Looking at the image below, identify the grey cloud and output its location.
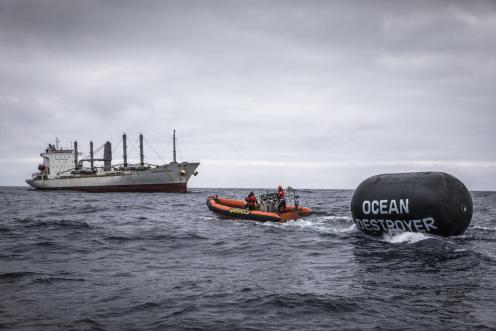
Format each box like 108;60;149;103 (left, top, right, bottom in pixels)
0;0;495;189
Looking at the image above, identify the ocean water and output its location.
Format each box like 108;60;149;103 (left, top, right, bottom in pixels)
0;187;495;330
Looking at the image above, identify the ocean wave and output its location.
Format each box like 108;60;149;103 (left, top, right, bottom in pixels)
0;271;39;280
198;215;217;221
383;232;431;244
321;215;354;222
132;302;161;311
103;235;134;242
172;203;188;207
30;277;86;285
37;205;109;217
103;233;208;242
285;220;357;235
261;216;357;235
238;293;359;313
17;219;93;230
310;210;332;216
1;187;495;330
65;318;105;331
11;217;33;224
470;225;496;232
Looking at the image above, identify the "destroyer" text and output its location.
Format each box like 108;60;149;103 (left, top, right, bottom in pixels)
354;217;437;233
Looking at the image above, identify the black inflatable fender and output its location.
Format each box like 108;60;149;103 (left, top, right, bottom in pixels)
351;172;473;237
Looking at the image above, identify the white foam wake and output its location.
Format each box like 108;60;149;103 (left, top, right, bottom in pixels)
471;225;496;232
262;215;357;235
383;231;430;244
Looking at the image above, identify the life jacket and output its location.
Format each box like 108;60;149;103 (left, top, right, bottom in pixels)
245;195;258;207
277;189;285;199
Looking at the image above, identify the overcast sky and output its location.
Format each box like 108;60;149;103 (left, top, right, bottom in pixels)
0;0;495;190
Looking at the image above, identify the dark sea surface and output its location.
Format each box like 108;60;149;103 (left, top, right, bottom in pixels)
0;187;495;330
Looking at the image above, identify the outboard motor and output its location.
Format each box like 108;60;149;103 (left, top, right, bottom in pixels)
351;172;473;237
260;192;278;212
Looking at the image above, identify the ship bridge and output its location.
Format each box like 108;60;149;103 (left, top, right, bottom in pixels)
40;144;79;179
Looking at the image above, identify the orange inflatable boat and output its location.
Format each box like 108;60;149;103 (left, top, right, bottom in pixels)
207;190;313;223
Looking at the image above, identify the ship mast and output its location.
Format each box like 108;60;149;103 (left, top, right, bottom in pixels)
173;129;177;163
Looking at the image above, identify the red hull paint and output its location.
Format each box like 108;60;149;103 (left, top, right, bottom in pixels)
32;183;188;193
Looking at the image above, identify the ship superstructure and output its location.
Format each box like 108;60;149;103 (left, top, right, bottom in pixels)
26;131;199;192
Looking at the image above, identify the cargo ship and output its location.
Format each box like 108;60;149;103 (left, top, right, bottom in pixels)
26;131;199;192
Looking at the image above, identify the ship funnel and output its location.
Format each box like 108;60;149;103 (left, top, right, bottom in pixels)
139;133;144;166
103;141;112;171
74;141;78;169
123;133;128;168
90;141;94;170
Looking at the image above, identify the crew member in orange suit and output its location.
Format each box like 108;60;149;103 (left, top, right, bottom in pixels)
245;192;259;210
276;185;286;212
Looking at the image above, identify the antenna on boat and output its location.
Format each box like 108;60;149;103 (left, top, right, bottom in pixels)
139;133;144;166
55;137;60;149
173;129;177;163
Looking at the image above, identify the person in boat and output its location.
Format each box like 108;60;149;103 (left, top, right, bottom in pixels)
276;185;286;212
245;191;259;210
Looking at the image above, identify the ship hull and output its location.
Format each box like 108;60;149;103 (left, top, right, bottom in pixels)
26;162;199;193
26;182;187;193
